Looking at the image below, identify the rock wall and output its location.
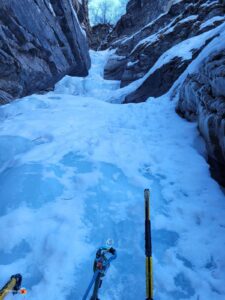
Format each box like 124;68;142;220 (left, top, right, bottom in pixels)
105;0;171;47
90;23;113;51
74;0;92;42
104;0;225;103
177;47;225;186
0;0;91;104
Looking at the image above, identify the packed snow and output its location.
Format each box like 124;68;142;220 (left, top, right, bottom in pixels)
0;50;225;300
200;16;225;30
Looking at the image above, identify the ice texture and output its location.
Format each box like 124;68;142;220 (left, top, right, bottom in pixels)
0;50;224;300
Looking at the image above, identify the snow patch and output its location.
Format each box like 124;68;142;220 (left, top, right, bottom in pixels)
200;16;225;30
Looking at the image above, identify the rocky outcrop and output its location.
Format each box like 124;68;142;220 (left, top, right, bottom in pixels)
103;0;174;81
104;0;225;103
74;0;92;42
122;3;224;87
90;23;113;51
0;0;91;104
176;47;225;186
124;32;219;103
104;54;128;80
105;0;172;47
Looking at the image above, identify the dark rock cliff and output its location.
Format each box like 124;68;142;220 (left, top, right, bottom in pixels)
105;0;171;47
90;23;113;51
124;0;225;103
104;0;224;101
0;0;91;103
74;0;92;42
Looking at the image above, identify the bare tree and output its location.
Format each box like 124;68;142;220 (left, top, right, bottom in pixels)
99;1;109;23
89;0;128;25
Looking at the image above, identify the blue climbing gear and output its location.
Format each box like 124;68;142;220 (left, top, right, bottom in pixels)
82;247;117;300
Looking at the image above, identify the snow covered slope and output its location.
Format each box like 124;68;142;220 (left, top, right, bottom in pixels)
0;51;225;300
103;0;225;186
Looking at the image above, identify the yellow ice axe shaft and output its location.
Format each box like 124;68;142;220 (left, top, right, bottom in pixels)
145;189;153;300
0;274;22;300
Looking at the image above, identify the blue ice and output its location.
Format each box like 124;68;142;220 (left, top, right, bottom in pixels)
0;135;33;168
171;272;195;299
0;163;64;216
60;152;94;173
0;240;31;265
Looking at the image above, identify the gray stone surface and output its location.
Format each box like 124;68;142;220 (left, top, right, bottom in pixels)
90;23;113;51
0;0;91;103
74;0;92;43
104;0;225;90
124;33;218;103
106;0;172;47
104;54;127;80
103;0;172;81
124;56;189;103
177;49;225;186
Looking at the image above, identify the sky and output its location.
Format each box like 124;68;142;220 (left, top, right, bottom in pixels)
88;0;128;25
